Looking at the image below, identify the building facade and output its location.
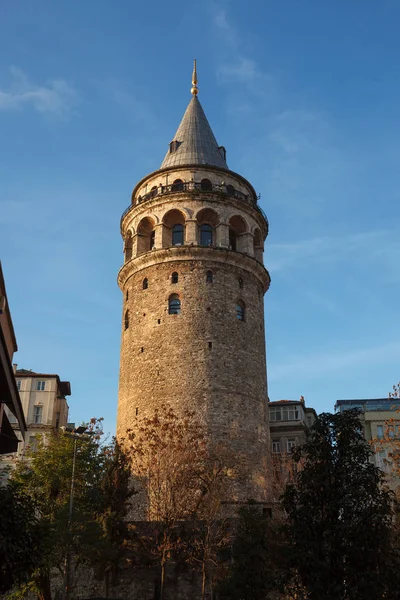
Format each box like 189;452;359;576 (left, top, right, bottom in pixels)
0;263;26;455
269;398;317;456
2;369;71;469
117;64;271;504
335;398;400;489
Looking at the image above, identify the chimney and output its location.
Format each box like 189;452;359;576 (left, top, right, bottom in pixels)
13;363;17;374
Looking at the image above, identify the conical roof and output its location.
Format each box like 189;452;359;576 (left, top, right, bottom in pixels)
160;95;228;170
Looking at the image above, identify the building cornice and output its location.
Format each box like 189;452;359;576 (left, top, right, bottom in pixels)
118;245;271;292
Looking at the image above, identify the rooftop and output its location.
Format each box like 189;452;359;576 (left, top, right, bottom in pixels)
160;62;228;170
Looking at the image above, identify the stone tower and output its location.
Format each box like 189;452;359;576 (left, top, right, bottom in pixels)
117;63;271;503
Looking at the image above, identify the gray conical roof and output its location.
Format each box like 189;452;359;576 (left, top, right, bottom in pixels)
161;96;228;169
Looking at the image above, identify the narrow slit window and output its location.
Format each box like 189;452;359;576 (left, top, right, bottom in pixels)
168;294;181;315
143;278;148;290
124;310;129;330
236;301;245;321
171;272;179;284
150;230;155;249
206;270;213;283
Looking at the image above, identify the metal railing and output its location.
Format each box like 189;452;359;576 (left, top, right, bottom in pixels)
121;181;268;229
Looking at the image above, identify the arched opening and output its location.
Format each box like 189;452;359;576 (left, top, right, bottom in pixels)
171;272;179;284
206;270;213;283
229;215;247;253
168;294;181;315
142;278;148;290
150;186;158;198
226;184;235;197
201;178;212;191
171;179;184;192
253;228;263;262
124;310;129;330
124;232;132;262
137;217;155;255
162;209;186;247
196;208;219;247
236;300;245;321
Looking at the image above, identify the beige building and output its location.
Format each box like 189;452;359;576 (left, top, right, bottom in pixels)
0;262;26;455
269;398;317;455
335;398;400;487
4;369;71;459
117;64;271;506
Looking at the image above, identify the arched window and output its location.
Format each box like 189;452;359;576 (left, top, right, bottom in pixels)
172;223;184;245
227;184;235;197
150;186;158;198
143;278;148;290
137;217;155;255
171;179;184;192
125;290;129;301
150;230;155;249
171;272;179;284
229;230;237;251
124;310;129;330
201;178;212;191
206;270;213;283
124;233;132;262
168;294;181;315
236;301;245;321
200;224;213;247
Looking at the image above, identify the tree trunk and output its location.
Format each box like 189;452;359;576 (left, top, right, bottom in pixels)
160;561;165;600
37;571;52;600
202;562;206;600
104;570;110;599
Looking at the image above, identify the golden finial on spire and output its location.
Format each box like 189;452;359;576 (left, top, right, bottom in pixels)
191;59;198;96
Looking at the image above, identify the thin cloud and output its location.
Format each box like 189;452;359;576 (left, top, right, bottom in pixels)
269;341;400;383
0;67;79;115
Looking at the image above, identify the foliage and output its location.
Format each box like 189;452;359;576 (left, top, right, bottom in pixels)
282;409;396;600
217;501;285;600
87;440;135;597
10;420;133;600
0;480;42;593
124;403;232;600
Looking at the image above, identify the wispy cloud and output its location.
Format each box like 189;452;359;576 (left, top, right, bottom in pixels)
268;230;400;274
0;67;79;115
269;341;400;383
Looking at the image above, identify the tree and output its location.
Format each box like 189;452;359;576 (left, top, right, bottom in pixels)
217;501;285;600
87;440;135;598
0;479;42;594
282;410;396;600
125;404;232;600
10;421;133;600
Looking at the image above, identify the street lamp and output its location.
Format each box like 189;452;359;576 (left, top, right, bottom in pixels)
62;425;92;600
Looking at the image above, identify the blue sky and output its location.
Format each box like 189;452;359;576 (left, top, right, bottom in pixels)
1;0;400;435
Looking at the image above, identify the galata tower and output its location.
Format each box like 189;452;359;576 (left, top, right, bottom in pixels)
117;62;271;503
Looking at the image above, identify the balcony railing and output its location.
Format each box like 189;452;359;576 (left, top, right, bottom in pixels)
121;181;268;227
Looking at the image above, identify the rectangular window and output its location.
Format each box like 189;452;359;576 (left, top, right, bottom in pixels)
287;439;296;453
28;435;38;452
16;380;21;391
272;441;281;453
33;406;42;424
270;406;300;422
36;381;46;391
377;425;384;439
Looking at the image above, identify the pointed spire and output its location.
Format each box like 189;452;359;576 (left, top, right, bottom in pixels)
161;62;228;170
191;59;198;96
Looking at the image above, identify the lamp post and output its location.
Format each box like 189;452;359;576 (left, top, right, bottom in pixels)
62;425;91;600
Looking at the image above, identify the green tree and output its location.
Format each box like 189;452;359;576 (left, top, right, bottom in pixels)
217;501;285;600
282;410;397;600
10;421;133;600
88;440;135;598
0;479;42;593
